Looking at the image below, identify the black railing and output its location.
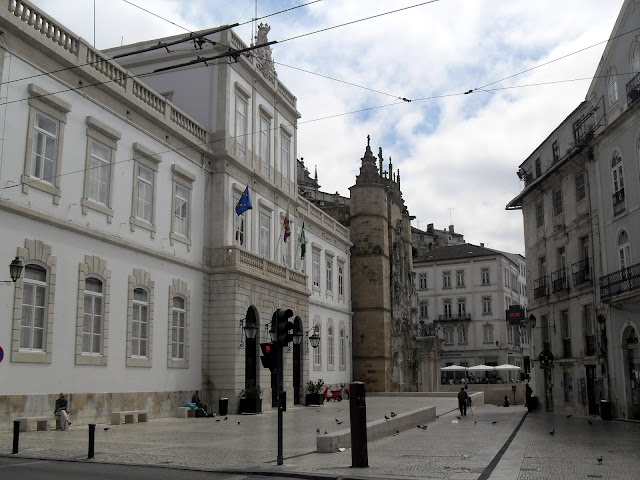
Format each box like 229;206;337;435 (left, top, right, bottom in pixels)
551;269;568;293
626;71;640;106
600;262;640;300
572;258;591;286
613;188;625;216
437;314;471;323
585;335;596;356
533;276;548;299
563;338;572;358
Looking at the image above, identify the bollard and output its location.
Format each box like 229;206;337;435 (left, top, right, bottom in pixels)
88;424;96;459
12;420;20;454
349;381;368;468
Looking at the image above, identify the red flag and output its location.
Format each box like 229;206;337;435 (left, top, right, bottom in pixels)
283;208;290;243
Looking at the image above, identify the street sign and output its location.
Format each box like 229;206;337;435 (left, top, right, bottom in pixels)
538;350;554;366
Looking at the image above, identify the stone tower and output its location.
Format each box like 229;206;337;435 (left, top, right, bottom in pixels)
349;136;435;392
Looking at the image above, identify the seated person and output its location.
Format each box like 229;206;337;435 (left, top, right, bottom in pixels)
503;395;510;407
191;391;208;414
54;393;71;430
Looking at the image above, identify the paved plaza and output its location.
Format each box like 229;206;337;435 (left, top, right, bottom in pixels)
1;396;639;479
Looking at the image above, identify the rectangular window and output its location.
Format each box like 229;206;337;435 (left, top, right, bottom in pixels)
31;111;58;183
171;297;185;360
576;172;585;201
553;188;563;216
419;273;427;290
457;299;466;317
338;265;344;296
313;325;321;365
552;140;560;162
542;315;550;344
444;328;453;345
443;271;451;288
235;96;247;158
312;251;320;287
505;268;510;288
481;268;490;285
20;265;48;351
535;157;541;177
458;326;467;344
339;329;345;367
259;212;270;258
132;288;148;357
326;259;333;292
87;140;110;205
327;327;334;367
444;299;452;318
456;270;465;288
483;326;493;343
82;278;103;355
281;134;290;179
136;165;153;222
235;202;246;247
260;116;270;176
536;202;544;228
482;296;492;314
173;184;189;237
420;301;428;318
562;310;570;339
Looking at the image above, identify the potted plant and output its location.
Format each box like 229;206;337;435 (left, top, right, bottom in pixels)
239;380;263;414
306;379;325;406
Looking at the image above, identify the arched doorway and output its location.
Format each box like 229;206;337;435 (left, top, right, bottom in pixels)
623;326;640;419
293;317;303;404
244;306;259;390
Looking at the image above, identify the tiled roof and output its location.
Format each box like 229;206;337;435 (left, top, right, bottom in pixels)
414;243;500;263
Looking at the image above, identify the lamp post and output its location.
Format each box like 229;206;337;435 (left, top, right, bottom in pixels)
1;257;23;285
239;317;258;347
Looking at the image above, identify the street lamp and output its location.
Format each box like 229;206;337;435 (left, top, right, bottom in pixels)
1;257;23;285
528;314;536;328
239;317;259;347
305;325;321;352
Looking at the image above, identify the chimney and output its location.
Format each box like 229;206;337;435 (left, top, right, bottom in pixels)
449;225;454;233
427;223;434;233
480;243;484;248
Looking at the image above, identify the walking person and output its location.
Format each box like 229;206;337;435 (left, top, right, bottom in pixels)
525;382;533;409
458;387;468;416
54;393;71;430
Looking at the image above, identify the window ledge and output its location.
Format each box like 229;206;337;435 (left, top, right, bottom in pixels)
21;174;61;204
82;198;114;223
75;354;107;366
170;232;192;251
168;358;189;369
12;350;52;364
126;356;152;368
130;216;156;237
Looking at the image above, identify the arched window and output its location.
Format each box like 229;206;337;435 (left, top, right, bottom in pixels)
618;231;631;270
611;151;625;215
132;288;149;357
82;277;103;354
608;70;619;105
633;43;640;74
171;296;185;359
339;329;346;367
327;326;334;367
313;323;321;366
20;264;48;351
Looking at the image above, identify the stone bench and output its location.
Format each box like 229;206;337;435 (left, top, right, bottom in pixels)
16;416;56;432
176;407;196;418
110;410;149;425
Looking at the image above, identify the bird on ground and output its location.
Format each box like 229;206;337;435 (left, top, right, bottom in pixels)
549;429;555;436
324;431;328;435
390;412;397;417
566;414;572;418
456;416;461;420
597;456;603;464
421;425;427;430
216;419;221;422
237;421;241;425
491;421;497;425
336;421;343;425
103;427;110;431
224;416;228;421
335;418;341;423
588;420;593;426
474;421;477;425
384;415;390;420
417;425;421;429
316;428;320;434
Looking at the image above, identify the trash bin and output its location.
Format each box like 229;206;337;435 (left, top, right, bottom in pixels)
600;400;612;420
527;396;538;412
219;397;228;416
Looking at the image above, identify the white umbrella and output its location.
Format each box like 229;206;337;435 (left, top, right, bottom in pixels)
467;364;495;371
440;365;467;371
494;363;521;371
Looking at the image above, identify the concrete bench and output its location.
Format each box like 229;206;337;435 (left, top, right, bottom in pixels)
176;407;196;418
16;416;56;432
110;410;149;425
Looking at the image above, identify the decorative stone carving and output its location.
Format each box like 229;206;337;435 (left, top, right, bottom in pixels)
254;23;277;79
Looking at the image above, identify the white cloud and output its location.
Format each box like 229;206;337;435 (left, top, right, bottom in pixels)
30;0;626;254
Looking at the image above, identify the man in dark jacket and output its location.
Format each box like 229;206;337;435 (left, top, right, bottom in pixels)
192;391;208;415
54;393;71;430
457;387;468;416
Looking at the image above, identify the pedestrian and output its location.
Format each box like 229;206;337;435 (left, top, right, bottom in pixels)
54;393;71;430
503;395;510;407
192;391;208;417
525;382;532;409
458;387;468;416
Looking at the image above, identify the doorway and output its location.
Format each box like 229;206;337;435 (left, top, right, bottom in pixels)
586;365;598;415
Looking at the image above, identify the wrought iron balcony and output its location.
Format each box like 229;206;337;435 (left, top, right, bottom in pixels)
533;276;548;299
551;269;568;293
627;71;640;107
613;188;625;216
436;313;471;323
562;338;572;358
585;335;596;356
572;258;591;286
600;262;640;300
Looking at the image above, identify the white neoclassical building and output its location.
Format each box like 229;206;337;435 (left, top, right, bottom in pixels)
0;0;351;429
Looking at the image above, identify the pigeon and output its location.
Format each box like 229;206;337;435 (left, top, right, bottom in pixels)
474;421;477;425
417;425;422;429
324;431;328;435
316;428;320;434
421;425;427;430
337;421;343;425
384;415;390;420
588;420;593;426
224;416;228;421
390;411;397;417
103;427;110;431
335;418;341;423
566;414;572;418
456;416;461;420
216;419;220;422
597;456;603;464
492;421;497;424
237;422;241;425
549;429;555;436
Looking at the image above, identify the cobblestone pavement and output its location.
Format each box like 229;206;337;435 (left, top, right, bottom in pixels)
1;397;639;480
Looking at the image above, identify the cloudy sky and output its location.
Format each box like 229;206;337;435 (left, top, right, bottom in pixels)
30;0;626;255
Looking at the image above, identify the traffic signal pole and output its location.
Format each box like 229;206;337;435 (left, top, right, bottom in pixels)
276;333;284;465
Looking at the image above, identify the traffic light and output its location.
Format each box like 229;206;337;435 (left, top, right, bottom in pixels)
506;305;525;325
260;342;275;371
275;308;294;346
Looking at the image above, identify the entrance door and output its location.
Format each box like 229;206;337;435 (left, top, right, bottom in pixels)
544;368;554;412
625;334;640;420
586;365;598;415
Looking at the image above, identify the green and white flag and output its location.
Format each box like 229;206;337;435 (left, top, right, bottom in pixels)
300;222;307;259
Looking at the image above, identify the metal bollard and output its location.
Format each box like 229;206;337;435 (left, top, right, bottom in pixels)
88;424;96;459
349;382;368;468
12;420;20;454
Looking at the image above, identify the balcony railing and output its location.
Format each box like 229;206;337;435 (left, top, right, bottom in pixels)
572;258;591;286
613;188;626;216
562;338;572;358
627;71;640;107
600;262;640;300
585;335;596;356
437;314;471;323
533;276;548;299
551;269;568;293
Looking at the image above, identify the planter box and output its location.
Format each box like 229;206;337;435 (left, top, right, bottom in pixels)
306;393;324;406
239;398;262;414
